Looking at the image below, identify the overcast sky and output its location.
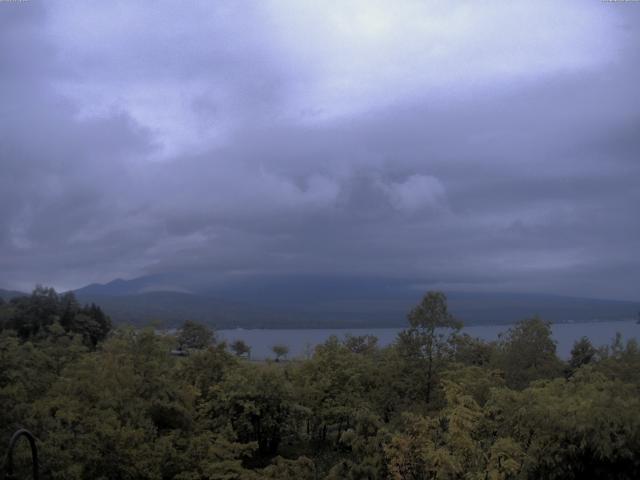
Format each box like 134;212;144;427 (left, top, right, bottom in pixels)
1;0;639;300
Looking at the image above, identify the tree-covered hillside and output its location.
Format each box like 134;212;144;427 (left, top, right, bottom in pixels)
0;288;27;302
1;289;640;478
72;274;640;328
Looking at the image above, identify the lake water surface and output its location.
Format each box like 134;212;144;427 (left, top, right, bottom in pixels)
218;321;640;360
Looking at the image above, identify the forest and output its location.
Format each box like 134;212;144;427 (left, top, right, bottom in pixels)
1;287;640;479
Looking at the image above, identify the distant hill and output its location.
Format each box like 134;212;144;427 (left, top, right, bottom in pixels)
73;274;640;329
0;288;28;301
74;291;314;329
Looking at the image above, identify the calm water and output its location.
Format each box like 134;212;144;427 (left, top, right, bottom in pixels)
218;321;640;360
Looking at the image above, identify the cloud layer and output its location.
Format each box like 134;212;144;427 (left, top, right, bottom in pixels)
1;0;639;300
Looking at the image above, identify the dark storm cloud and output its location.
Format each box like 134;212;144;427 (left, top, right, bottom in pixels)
1;1;639;300
0;1;156;289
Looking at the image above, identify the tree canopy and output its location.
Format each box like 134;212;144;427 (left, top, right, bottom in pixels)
177;320;215;350
1;289;640;478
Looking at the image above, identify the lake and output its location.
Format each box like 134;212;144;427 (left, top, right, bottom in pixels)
218;320;640;360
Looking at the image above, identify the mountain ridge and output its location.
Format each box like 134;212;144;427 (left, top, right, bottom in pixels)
71;274;640;329
0;288;28;301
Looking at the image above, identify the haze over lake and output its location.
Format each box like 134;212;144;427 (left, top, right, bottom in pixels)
219;320;640;360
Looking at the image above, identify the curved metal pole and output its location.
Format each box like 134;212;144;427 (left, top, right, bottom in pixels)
3;429;39;480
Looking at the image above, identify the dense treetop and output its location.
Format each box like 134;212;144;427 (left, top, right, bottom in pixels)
1;289;639;479
0;286;111;347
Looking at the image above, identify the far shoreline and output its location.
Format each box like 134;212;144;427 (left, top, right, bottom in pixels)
215;318;639;331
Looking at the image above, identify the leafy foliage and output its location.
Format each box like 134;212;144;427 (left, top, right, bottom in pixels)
1;289;640;478
397;291;462;404
271;344;289;361
177;320;215;350
230;339;251;359
495;316;563;389
0;286;111;347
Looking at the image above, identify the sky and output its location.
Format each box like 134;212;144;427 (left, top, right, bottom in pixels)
1;0;639;300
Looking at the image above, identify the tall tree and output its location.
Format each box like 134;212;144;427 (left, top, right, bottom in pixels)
568;336;597;373
398;291;462;404
496;316;562;389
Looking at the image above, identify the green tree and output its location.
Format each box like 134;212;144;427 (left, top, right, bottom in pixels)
209;363;301;456
272;344;289;361
0;330;55;460
488;368;640;479
7;286;60;339
398;291;462;404
594;334;640;386
384;382;489;480
177;320;214;350
343;334;378;354
178;343;237;401
31;328;257;479
1;288;111;347
292;335;385;449
452;333;496;367
327;411;389;479
496;316;563;389
259;456;315;479
230;339;251;359
69;303;112;347
568;336;597;373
